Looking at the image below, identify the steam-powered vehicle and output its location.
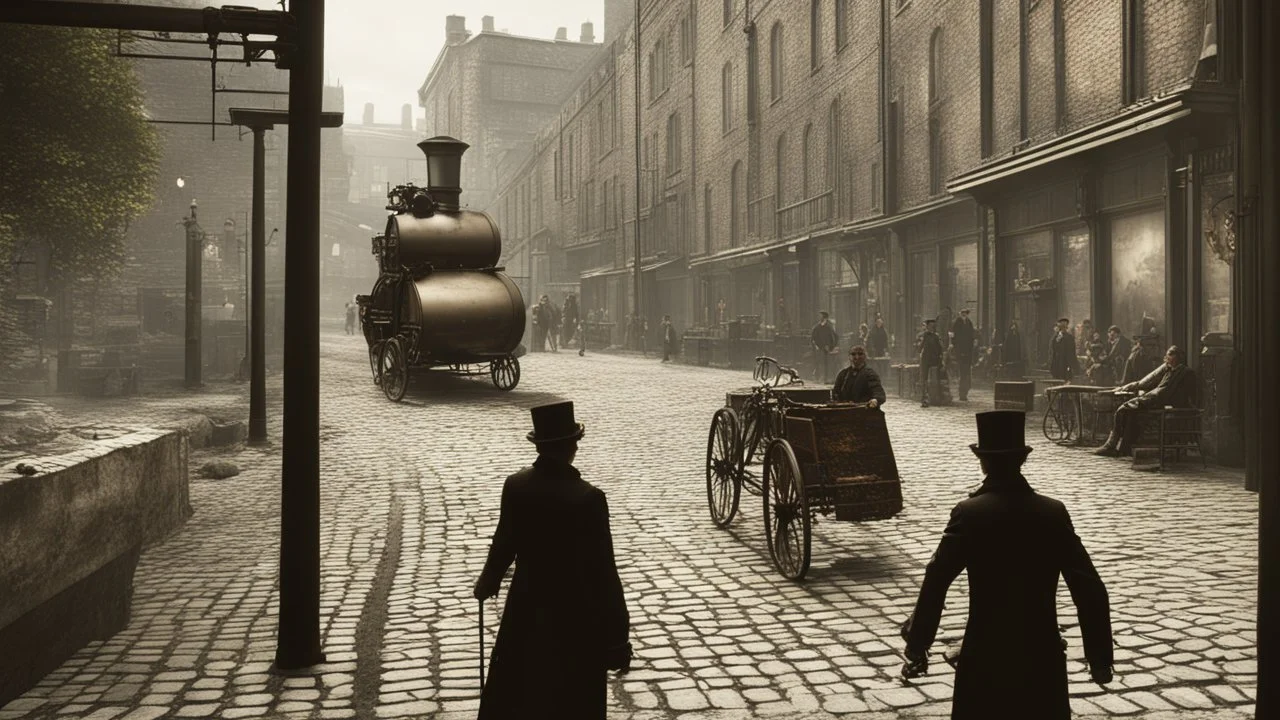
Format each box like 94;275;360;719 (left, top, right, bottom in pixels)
357;136;526;401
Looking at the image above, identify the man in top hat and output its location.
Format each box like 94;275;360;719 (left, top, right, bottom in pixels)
1050;317;1077;381
950;308;977;401
810;311;840;383
1094;345;1196;457
660;314;678;363
918;318;945;407
901;411;1114;719
832;345;886;407
474;401;632;719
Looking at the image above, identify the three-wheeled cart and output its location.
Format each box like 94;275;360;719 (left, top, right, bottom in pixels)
706;357;903;580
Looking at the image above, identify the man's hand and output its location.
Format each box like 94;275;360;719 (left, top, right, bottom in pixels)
868;399;879;409
473;577;499;601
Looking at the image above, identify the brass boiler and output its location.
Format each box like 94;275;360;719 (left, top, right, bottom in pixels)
399;271;525;360
385;209;501;270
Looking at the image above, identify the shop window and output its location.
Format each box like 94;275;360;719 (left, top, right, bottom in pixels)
1058;228;1091;332
1201;175;1234;335
941;242;978;319
1009;231;1052;292
1110;209;1165;341
909;250;939;327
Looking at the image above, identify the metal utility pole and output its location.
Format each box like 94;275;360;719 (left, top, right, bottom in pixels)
183;201;203;388
632;0;643;350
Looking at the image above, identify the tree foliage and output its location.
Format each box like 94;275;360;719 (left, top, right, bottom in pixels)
0;25;161;285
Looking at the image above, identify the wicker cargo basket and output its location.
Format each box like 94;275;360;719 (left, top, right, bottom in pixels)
785;404;903;522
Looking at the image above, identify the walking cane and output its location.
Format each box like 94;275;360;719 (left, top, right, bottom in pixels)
478;598;486;691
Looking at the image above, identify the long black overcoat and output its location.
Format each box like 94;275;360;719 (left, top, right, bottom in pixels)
476;457;629;720
1050;330;1077;379
905;474;1113;720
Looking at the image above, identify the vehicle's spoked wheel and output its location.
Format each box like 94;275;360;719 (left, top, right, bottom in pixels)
762;438;811;581
379;337;409;402
369;341;384;386
706;407;742;528
491;356;520;391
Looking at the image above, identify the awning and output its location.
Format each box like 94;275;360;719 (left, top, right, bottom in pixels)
947;94;1193;194
844;196;967;235
639;256;683;273
579;265;629;280
688;234;810;268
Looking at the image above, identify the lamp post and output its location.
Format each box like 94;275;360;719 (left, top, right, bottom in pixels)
183;198;203;388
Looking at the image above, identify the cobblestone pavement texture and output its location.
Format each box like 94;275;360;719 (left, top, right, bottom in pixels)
2;334;1258;719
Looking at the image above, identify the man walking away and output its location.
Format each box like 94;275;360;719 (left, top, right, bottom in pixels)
918;318;944;407
951;308;977;401
474;402;632;719
661;315;678;363
901;410;1113;719
810;311;839;383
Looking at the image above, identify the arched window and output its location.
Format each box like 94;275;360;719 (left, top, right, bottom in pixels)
730;162;743;247
928;28;943;106
722;62;733;133
775;132;787;208
835;0;848;50
827;98;840;192
704;183;713;252
723;0;735;27
770;22;784;102
802;123;814;197
810;0;822;70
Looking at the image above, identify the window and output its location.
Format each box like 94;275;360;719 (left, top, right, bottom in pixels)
770;22;784;102
928;117;942;196
827;99;840;194
680;15;691;66
1059;228;1091;328
871;161;882;211
554;149;561;198
721;62;734;133
1110;209;1165;340
647;49;656;100
835;0;848;49
730;162;743;247
810;0;822;70
802;123;814;197
566;133;575;198
666;113;682;174
775;132;787;208
704;183;713;251
723;0;735;28
928;28;942;106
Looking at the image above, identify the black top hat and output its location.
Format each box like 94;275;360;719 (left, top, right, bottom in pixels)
527;401;586;443
969;410;1032;455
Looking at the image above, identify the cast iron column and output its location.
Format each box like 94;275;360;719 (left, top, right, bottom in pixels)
275;0;325;671
632;0;642;342
249;127;267;444
183;202;202;388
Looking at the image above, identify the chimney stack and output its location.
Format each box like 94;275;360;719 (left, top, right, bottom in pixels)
362;102;374;125
401;104;412;130
445;15;469;45
555;27;568;41
580;21;595;44
417;136;470;212
481;15;494;32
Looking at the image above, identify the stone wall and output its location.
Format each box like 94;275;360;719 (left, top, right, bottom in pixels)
0;429;190;706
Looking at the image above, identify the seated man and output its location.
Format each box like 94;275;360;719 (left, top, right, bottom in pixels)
1094;345;1196;457
831;346;886;408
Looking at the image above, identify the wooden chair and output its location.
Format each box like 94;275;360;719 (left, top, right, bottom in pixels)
1130;407;1207;470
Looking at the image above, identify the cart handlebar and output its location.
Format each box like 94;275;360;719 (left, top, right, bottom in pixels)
753;356;804;388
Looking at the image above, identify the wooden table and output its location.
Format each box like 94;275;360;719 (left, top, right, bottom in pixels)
1042;384;1119;445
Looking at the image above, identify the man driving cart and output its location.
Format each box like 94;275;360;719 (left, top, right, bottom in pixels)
831;345;886;408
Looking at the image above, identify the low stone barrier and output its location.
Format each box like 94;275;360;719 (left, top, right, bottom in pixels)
0;429;190;706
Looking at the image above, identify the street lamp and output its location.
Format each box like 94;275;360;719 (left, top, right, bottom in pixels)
182;198;204;388
176;176;186;189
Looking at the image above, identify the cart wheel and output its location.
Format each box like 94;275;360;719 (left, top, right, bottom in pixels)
762;438;811;581
379;337;409;402
368;341;384;386
491;356;520;391
706;407;742;528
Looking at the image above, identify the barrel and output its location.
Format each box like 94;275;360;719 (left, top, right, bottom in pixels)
400;271;526;359
386;209;501;270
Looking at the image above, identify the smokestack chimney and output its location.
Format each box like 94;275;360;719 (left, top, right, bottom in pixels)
418;136;469;212
580;21;594;44
362;102;374;125
401;104;412;130
445;15;469;45
481;15;494;32
555;27;568;41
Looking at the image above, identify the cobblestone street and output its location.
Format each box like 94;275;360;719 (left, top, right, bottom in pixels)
2;332;1259;719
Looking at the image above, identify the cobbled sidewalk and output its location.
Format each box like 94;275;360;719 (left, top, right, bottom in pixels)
0;334;1258;719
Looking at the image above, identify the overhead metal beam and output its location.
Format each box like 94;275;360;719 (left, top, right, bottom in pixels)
0;1;294;38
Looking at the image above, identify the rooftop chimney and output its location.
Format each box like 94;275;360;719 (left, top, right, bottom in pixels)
401;104;412;130
580;21;594;44
418;136;469;212
555;27;568;41
481;15;494;32
362;102;374;125
445;15;469;45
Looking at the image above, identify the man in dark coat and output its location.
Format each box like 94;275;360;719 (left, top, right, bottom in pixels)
918;318;944;408
1094;345;1197;457
1049;317;1076;381
901;410;1114;719
810;311;840;383
660;314;678;362
1102;325;1132;385
868;317;890;358
474;402;632;719
832;346;886;407
950;308;977;401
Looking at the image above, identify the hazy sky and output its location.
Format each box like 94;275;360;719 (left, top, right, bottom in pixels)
323;0;606;124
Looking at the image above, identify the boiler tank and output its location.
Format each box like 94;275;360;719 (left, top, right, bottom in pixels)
386;210;501;270
400;271;526;359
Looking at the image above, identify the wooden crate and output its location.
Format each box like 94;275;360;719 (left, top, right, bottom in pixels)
785;405;903;522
